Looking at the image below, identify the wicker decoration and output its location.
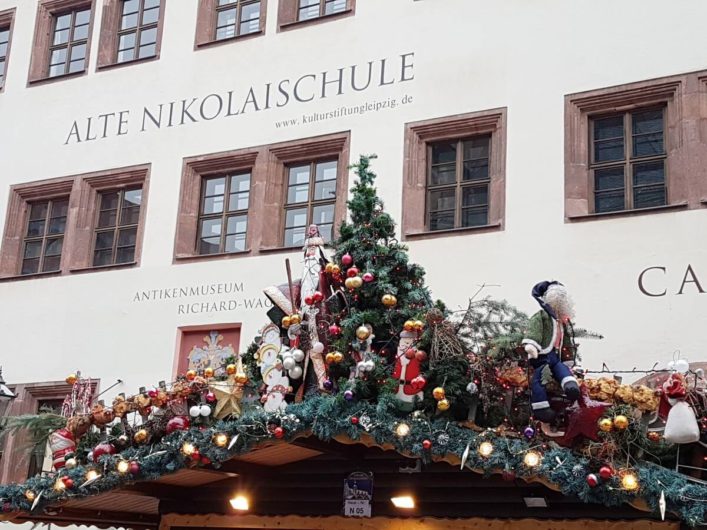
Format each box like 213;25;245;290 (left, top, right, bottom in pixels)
425;309;465;367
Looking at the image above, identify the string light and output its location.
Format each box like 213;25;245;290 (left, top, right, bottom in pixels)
478;441;494;457
523;451;541;467
621;472;639;491
116;460;130;474
181;442;196;456
395;422;410;437
213;433;229;447
54;479;66;492
85;469;100;482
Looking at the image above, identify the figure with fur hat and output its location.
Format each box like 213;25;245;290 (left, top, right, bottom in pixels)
522;281;581;422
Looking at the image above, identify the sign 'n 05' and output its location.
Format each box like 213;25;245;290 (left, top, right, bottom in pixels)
638;264;706;297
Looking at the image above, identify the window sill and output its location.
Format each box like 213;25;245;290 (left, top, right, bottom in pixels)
566;202;688;222
69;261;137;274
404;223;502;241
259;245;304;255
279;9;354;31
174;250;252;264
0;270;62;283
97;54;159;72
701;199;707;205
195;30;264;50
28;69;86;87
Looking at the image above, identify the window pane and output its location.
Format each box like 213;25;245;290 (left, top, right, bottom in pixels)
51;199;69;218
30;202;48;221
285;227;306;247
226;215;247;235
594;138;624;163
142;6;159;25
55;14;71;30
124;189;142;206
430;164;456;186
101;192;120;210
44;237;63;256
230;173;250;192
298;5;319;20
285;208;307;229
93;249;113;266
634;186;666;209
315;160;337;181
463;136;490;160
98;210;118;228
95;231;114;250
68;59;85;73
463;159;489;181
593;115;624;140
75;9;91;25
49;63;65;77
428;189;455;212
71;43;86;61
122;0;139;15
121;13;139;29
318;223;333;242
314;179;336;200
50;48;67;66
199;237;221;255
219;0;237;4
139;27;157;46
116;246;135;264
325;0;346;14
53;28;70;45
120;206;140;225
633;161;665;187
632;109;663;134
73;23;89;41
431;142;456;165
138;42;154;58
595;191;625;213
118;47;135;62
21;258;40;275
225;234;246;253
241;2;260;33
462;186;488;207
24;241;42;259
216;26;235;40
42;255;61;272
594;167;624;191
144;0;160;9
461;207;488;227
204;177;226;197
201;218;222;238
429;211;454;231
288;165;310;185
203;196;224;215
119;32;136;51
633;133;664;158
48;216;66;235
118;227;137;247
27;220;45;237
288;184;309;204
0;43;6;58
312;204;334;225
217;8;237;28
228;192;249;211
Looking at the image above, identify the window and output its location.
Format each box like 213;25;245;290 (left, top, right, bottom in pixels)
215;0;261;40
298;0;346;21
427;136;490;231
21;198;69;275
198;173;250;255
97;0;164;68
402;109;507;240
0;8;14;90
174;132;349;261
28;1;95;83
277;0;354;30
93;188;143;266
564;71;707;221
48;8;91;77
284;160;337;247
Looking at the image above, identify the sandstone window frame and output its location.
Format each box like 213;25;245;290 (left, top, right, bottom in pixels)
195;0;266;48
174;131;350;262
28;0;96;85
565;70;707;221
277;0;355;31
0;8;17;92
0;164;150;281
97;0;166;70
402;108;507;241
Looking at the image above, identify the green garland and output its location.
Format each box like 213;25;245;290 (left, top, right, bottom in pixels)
1;394;706;526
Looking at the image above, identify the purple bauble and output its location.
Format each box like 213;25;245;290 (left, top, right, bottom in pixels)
523;426;535;439
344;390;354;401
323;379;334;391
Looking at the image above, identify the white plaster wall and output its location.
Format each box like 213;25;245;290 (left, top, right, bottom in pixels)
0;0;705;415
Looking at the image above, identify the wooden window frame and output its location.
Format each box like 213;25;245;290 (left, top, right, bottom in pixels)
47;7;91;78
277;0;354;31
91;187;143;267
195;0;266;48
97;0;166;70
565;70;707;221
0;8;16;92
402;109;506;241
28;0;96;85
115;0;161;64
283;159;338;248
20;197;71;275
174;131;350;262
0;164;150;281
197;172;251;255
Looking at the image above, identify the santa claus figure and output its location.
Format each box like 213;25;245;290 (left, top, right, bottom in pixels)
392;330;423;409
522;281;580;422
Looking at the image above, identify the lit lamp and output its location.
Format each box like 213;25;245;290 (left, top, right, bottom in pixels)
391;495;415;509
0;368;16;401
229;494;249;511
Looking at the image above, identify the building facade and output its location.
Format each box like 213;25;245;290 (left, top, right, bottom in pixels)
0;0;706;486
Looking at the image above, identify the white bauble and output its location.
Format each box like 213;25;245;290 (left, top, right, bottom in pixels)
189;405;201;418
288;366;303;379
292;349;305;362
311;342;324;354
283;357;296;370
674;359;690;374
200;404;212;417
363;360;375;372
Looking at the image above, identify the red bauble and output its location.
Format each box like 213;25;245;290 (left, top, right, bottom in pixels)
166;416;190;434
93;442;116;460
586;473;599;488
411;375;427;391
147;388;158;398
191;449;201;460
405;348;416;360
599;466;613;480
2;503;12;513
274;427;285;439
362;272;375;283
129;461;140;475
62;477;74;489
201;456;212;466
347;267;359;278
341;254;353;266
414;350;428;362
502;470;516;482
328;324;341;336
351;417;359;425
422;439;432;450
313;291;324;303
304;295;314;306
205;392;216;403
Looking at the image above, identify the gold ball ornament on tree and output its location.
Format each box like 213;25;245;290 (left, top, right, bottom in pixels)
613;415;629;430
234;372;248;385
290;314;301;325
332;351;344;363
598;418;613;432
413;320;425;332
345;277;363;290
356;325;372;340
432;387;446;400
281;316;292;329
204;367;214;378
65;373;78;385
326;352;336;364
381;294;397;307
404;320;415;332
436;398;450;411
133;429;149;444
226;364;237;375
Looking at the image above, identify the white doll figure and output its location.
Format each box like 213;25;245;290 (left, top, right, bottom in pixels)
262;366;290;413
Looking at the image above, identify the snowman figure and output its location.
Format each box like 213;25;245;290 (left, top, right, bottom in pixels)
262;366;290;413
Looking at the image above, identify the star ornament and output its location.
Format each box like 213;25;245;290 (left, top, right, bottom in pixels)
209;375;245;419
560;391;610;445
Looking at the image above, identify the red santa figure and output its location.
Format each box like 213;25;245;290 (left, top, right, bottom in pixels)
392;330;423;409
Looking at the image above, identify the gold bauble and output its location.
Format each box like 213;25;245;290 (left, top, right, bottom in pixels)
65;373;78;385
325;262;335;274
345;277;362;290
403;320;415;331
356;325;372;340
333;351;344;363
186;369;197;381
281;315;292;328
436;398;450;411
381;294;397;307
598;418;613;432
133;429;149;444
613;415;629;430
290;314;301;325
204;367;214;378
234;372;248;385
326;352;336;364
432;387;446;400
413;320;425;332
226;364;237;375
331;264;341;274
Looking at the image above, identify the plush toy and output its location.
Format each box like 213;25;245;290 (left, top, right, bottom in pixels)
522;281;580;422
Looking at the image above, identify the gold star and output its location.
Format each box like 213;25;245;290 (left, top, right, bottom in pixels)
209;375;244;419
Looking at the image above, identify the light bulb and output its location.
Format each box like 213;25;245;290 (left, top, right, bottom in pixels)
395;423;410;437
523;451;541;467
478;441;494;457
116;460;130;474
